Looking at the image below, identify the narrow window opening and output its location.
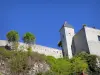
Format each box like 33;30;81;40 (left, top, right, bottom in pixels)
98;36;100;41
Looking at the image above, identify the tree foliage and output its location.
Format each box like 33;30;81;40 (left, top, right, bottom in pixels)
75;52;100;74
70;57;88;74
46;56;88;75
6;30;19;50
23;32;35;45
6;30;19;43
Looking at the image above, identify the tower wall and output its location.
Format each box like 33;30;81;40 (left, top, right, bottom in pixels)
60;27;68;56
64;27;75;58
60;23;75;58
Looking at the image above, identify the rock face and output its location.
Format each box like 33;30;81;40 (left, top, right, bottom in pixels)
0;59;50;75
0;59;10;75
28;62;50;75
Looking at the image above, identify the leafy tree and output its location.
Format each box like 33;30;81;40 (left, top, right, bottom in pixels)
6;30;19;43
23;32;35;55
46;56;73;75
75;52;100;74
6;30;19;50
23;32;35;45
71;57;88;75
46;56;89;75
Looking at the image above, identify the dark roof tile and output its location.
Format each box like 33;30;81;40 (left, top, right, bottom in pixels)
59;21;74;32
63;21;73;28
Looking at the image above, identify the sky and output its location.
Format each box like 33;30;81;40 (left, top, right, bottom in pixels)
0;0;100;49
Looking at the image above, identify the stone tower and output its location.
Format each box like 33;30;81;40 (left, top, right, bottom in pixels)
59;21;75;58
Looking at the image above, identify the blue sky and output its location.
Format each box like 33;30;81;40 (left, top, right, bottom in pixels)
0;0;100;49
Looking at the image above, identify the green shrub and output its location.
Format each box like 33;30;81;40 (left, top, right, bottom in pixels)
45;55;88;75
0;48;96;75
70;57;88;74
0;48;46;75
10;51;29;74
0;48;14;59
27;46;32;56
46;56;73;75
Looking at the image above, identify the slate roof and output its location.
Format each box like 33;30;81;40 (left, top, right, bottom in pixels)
59;21;74;31
63;21;73;28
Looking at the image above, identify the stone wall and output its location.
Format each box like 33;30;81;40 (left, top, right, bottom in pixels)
0;40;63;58
85;26;100;56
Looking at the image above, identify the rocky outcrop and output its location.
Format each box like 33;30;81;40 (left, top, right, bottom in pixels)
28;62;50;75
0;59;50;75
0;59;10;75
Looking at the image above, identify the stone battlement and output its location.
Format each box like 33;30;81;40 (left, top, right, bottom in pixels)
0;40;63;58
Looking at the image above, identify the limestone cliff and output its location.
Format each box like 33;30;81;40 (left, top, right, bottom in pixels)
0;59;50;75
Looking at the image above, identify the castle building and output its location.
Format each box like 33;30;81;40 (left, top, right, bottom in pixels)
0;21;100;58
59;22;100;58
73;25;100;57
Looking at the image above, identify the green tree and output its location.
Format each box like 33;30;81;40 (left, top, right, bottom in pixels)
23;32;35;56
71;57;88;75
23;32;35;45
6;30;19;50
46;56;73;75
75;52;100;74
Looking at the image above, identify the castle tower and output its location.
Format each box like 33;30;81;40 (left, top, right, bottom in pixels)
59;21;75;58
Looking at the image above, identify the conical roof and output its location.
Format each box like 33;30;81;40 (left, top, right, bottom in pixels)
59;21;74;32
63;21;73;28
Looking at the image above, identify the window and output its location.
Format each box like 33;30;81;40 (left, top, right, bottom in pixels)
69;33;71;35
98;36;100;41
